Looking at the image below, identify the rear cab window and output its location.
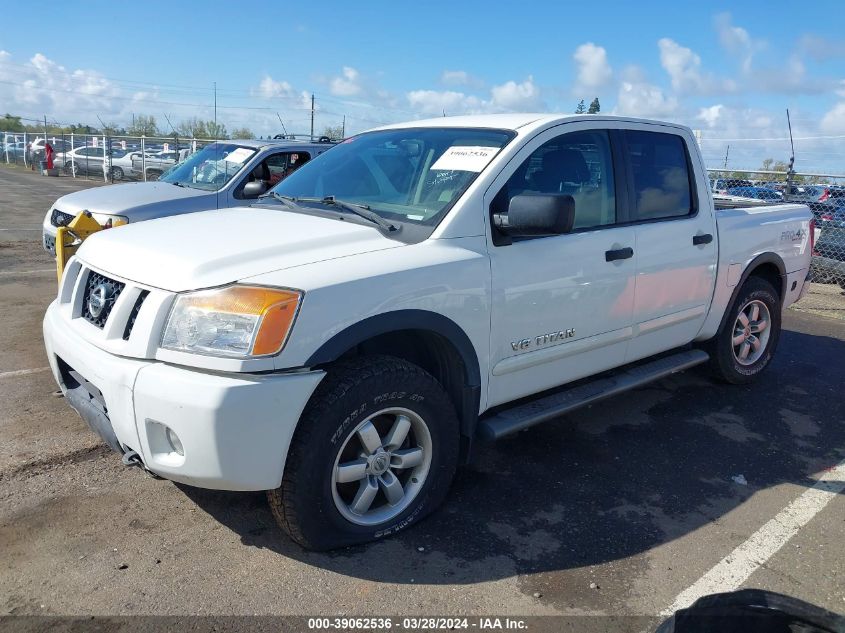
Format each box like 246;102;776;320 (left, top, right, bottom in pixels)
624;130;697;221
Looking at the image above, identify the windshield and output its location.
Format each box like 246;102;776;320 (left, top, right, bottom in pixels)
270;127;513;226
161;142;256;191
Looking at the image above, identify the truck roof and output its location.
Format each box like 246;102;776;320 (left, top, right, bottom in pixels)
372;113;691;134
225;138;334;150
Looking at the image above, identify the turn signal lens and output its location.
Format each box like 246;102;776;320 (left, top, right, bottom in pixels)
161;286;302;357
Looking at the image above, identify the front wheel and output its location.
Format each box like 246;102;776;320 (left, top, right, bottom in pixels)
110;166;124;180
268;356;459;550
705;276;781;384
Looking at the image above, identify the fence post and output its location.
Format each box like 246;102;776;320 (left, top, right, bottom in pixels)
103;134;109;183
141;136;146;182
785;167;794;203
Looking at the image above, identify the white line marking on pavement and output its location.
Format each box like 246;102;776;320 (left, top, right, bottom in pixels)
661;458;845;615
0;367;51;379
0;268;55;275
0;268;54;275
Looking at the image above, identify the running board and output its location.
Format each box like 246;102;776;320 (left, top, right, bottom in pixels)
477;349;709;441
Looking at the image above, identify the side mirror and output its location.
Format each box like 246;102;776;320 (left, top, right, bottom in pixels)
242;180;267;199
493;194;575;237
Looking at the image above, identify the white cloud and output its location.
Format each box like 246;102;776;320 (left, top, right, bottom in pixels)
613;67;678;118
820;102;845;134
797;34;845;61
0;51;121;122
254;75;294;99
697;104;724;128
714;13;764;74
405;75;543;116
695;105;777;136
490;76;543;111
329;66;363;97
406;89;482;116
658;38;735;95
573;43;612;95
750;55;827;95
439;70;476;87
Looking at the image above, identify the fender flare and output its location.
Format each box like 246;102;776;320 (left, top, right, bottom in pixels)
305;310;482;441
716;252;786;336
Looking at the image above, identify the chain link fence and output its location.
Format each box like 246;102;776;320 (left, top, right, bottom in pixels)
1;130;216;183
707;168;845;319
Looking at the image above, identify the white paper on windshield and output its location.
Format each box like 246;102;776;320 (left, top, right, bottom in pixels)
430;146;499;172
224;147;255;164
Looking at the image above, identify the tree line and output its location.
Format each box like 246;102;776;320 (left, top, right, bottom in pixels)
575;98;601;114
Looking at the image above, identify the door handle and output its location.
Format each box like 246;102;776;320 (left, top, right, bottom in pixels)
605;247;634;262
693;233;713;245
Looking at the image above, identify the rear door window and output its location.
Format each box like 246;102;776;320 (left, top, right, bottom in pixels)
624;130;695;221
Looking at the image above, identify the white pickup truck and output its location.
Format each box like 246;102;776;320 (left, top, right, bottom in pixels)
43;114;813;550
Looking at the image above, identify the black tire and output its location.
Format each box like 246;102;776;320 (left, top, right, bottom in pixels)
111;167;124;180
63;162;76;176
705;276;781;384
268;355;459;550
147;170;161;181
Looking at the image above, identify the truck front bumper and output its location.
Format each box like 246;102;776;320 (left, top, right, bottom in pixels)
43;300;325;491
42;220;57;255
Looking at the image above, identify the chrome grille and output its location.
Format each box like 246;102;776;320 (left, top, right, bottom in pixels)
51;208;75;227
81;271;125;328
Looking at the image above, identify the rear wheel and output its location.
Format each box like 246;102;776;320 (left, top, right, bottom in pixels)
63;162;77;176
110;166;124;180
268;356;459;550
706;276;781;384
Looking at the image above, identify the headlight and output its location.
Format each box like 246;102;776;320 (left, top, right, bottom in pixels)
161;285;302;358
90;212;128;228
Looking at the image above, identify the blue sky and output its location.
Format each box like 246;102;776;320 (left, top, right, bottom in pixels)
2;0;844;170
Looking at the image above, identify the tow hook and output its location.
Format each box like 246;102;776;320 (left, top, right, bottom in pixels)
121;450;163;479
121;449;143;468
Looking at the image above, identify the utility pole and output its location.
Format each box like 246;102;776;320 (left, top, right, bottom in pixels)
723;145;730;169
310;93;315;140
213;82;217;132
341;115;345;138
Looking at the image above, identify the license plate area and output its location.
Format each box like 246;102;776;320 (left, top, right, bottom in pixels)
57;356;121;452
58;357;108;415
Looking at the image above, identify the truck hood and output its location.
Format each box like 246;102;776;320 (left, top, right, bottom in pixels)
76;207;403;291
54;182;209;217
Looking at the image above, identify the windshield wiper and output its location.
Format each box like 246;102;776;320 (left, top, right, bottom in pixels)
257;192;301;209
169;181;185;187
296;196;399;232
